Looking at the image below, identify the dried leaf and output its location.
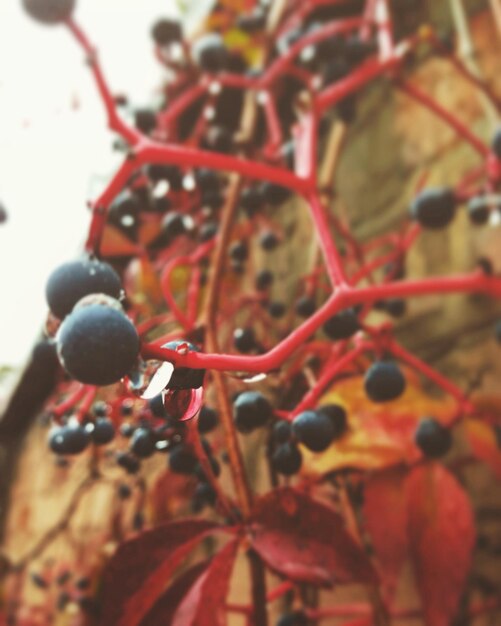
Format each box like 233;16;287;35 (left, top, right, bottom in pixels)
248;487;377;586
140;561;210;626
99;519;224;626
464;418;501;480
363;467;409;595
301;372;456;475
172;538;240;626
405;463;475;626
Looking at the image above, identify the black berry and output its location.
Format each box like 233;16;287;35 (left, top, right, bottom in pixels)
198;406;219;433
192;33;229;72
23;0;75;24
272;442;302;475
295;295;316;318
151;18;182;45
317;404;347;439
49;423;90;455
233;327;257;353
292;410;336;452
91;418;115;445
410;188;456;229
46;258;122;319
130;427;156;458
415;417;452;458
163;340;205;389
323;308;359;340
56;302;140;386
233;391;272;433
364;361;406;403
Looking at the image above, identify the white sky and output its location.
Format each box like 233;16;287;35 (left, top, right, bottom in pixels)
0;1;211;367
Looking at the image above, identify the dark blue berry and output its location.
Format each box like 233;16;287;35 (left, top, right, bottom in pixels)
364;361;406;403
233;391;272;433
415;418;452;458
91;418;115;445
292;410;335;452
272;442;302;475
23;0;75;24
130;427;156;458
273;420;292;443
198;406;219;433
46;258;122;319
57;302;140;386
323;308;359;340
410;188;456;229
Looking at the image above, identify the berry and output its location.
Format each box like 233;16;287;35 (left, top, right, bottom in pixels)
410;188;456;229
194;456;221;481
116;451;140;474
192;482;217;511
22;0;75;24
233;391;272;433
134;108;157;134
233;327;257;353
130;427;156;458
241;186;264;217
255;269;274;291
92;401;108;417
151;18;182;45
169;444;197;474
323;308;359;340
149;394;169;419
385;298;407;318
491;126;501;159
229;240;248;262
260;182;292;206
91;418;115;445
415;418;452;458
364;361;406;403
0;202;8;224
272;442;302;475
56;302;140;386
295;295;316;318
163;340;205;389
292;410;336;452
204;126;233;154
117;483;132;500
46;258;122;319
192;33;229;72
198;406;218;433
49;423;90;455
276;611;309;626
318;404;347;439
260;231;279;251
199;222;218;242
236;9;266;32
120;423;135;438
195;168;221;194
268;301;286;319
273;420;292;443
147;164;183;189
467;197;490;225
109;191;140;238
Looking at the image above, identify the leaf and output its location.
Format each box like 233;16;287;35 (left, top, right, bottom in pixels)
172;538;240;626
99;519;225;626
405;463;475;626
248;487;377;586
363;467;409;596
301;372;456;475
464;418;501;480
140;561;210;626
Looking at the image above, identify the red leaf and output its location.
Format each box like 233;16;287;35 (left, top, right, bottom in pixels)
363;466;409;596
405;463;475;626
140;561;210;626
248;487;377;586
172;538;240;626
99;519;225;626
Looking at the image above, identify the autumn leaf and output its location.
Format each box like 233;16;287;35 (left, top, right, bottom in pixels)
464;418;501;480
405;463;475;626
248;487;377;586
99;519;229;626
301;371;456;475
363;466;409;596
140;561;210;626
171;538;240;626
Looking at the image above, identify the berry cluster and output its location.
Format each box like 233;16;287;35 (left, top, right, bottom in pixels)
10;0;501;624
